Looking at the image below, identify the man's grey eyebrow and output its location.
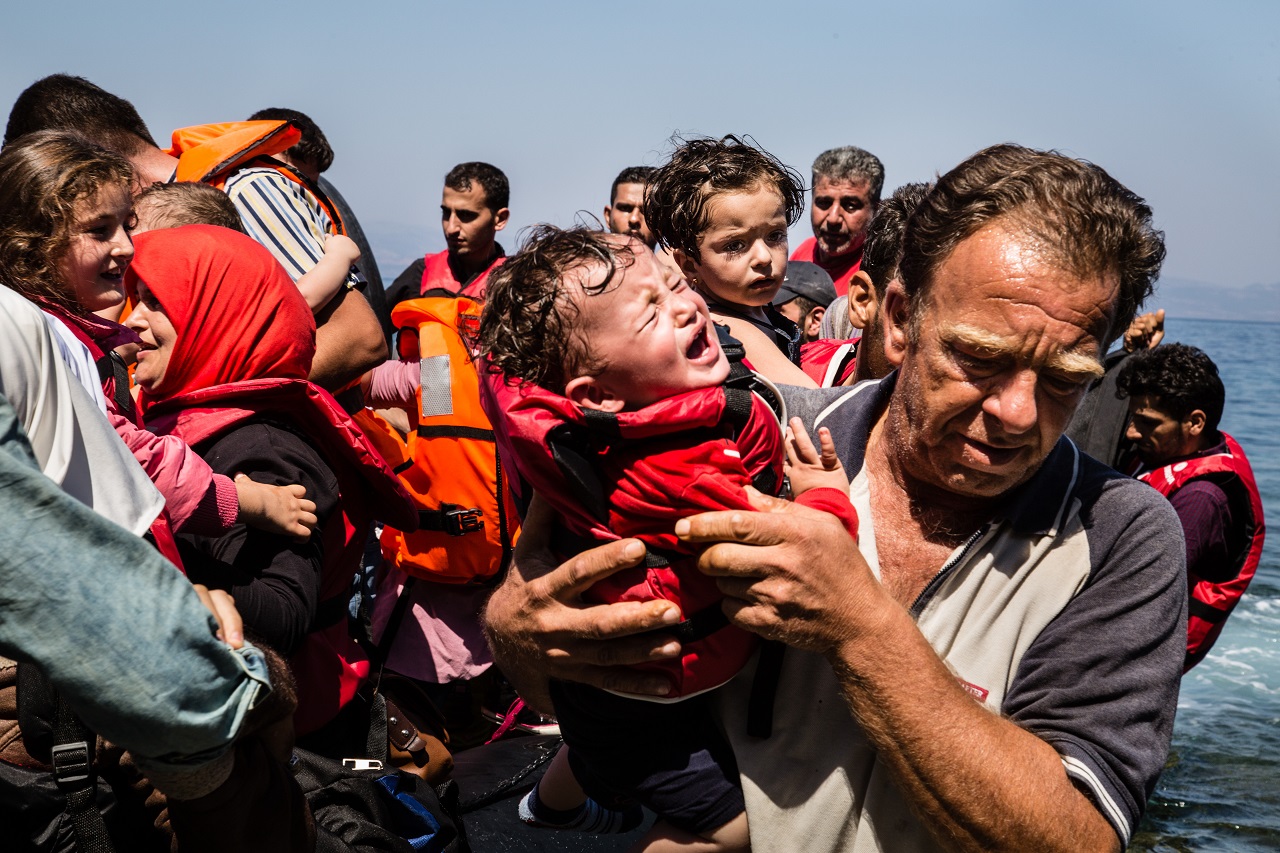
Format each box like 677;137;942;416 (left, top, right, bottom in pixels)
941;323;1105;377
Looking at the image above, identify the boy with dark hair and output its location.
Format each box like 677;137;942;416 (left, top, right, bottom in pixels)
1117;343;1265;670
478;226;858;850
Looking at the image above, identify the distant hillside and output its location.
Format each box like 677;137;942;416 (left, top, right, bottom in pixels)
1151;277;1280;323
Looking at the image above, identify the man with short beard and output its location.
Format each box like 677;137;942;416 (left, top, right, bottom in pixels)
791;146;884;300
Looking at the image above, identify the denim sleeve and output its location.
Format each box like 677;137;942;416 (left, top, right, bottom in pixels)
0;392;270;778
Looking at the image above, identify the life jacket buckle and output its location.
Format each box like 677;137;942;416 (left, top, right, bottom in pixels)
445;507;484;536
51;741;93;789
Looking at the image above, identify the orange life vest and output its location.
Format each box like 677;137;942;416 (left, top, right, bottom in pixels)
375;295;520;584
166;120;346;235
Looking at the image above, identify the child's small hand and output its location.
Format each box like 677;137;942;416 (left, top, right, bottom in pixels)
235;473;318;542
323;234;361;265
784;416;849;498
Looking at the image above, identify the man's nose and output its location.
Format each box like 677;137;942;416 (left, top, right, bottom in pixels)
823;205;844;227
1125;421;1142;443
983;370;1039;435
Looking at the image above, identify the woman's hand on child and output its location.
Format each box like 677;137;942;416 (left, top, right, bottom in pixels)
193;584;245;649
234;473;318;541
783;417;849;497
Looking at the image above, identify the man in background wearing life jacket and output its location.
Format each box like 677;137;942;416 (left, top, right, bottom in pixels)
1118;343;1266;670
790;145;884;299
603;164;683;285
384;161;509;316
3;74;387;395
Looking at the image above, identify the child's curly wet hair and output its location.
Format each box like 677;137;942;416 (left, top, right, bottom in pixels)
478;225;636;393
643;135;805;263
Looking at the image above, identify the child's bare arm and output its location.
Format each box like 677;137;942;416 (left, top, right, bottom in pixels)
784;416;849;497
297;234;361;313
234;473;318;541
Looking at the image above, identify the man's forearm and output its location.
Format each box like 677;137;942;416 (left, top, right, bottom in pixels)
828;605;1119;853
311;288;387;391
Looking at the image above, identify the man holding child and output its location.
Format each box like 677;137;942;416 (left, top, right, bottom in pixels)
484;143;1186;853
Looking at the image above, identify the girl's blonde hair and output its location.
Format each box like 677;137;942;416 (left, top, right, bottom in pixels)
0;130;133;312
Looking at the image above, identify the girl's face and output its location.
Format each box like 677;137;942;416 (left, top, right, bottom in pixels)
125;280;176;393
675;184;789;311
57;183;134;313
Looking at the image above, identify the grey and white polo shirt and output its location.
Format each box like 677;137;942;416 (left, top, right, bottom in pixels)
717;376;1187;853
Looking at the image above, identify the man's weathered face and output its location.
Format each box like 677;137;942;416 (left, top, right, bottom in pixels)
441;182;505;260
604;182;655;248
1125;395;1199;466
810;176;875;259
885;221;1115;499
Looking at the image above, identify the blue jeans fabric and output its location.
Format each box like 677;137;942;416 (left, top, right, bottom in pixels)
0;392;270;779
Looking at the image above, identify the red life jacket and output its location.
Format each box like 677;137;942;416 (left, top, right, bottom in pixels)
38;302;186;571
167;120;346;236
418;250;505;300
479;338;785;698
1137;432;1266;671
800;337;860;387
146;378;417;734
790;237;862;298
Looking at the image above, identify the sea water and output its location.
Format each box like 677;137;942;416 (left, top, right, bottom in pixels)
1129;319;1280;852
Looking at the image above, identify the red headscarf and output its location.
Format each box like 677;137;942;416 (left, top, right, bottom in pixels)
125;225;315;415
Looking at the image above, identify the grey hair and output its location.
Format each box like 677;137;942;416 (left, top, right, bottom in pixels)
811;146;885;205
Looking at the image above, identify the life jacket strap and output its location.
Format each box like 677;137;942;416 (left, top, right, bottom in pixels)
418;504;485;536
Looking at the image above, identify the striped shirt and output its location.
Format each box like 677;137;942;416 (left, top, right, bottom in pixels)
224;167;358;288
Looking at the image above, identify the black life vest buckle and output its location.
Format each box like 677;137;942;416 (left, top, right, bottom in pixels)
51;741;93;789
444;506;484;535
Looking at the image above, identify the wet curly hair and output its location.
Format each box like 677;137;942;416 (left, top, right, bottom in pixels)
1117;343;1224;432
478;225;635;393
0;130;133;313
643;135;805;263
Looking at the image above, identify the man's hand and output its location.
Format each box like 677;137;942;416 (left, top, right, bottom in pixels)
1123;308;1165;352
483;500;687;711
677;488;890;655
193;584;245;649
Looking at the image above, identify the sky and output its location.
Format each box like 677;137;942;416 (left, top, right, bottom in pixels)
4;0;1278;297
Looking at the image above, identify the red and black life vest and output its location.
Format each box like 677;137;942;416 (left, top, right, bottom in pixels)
1137;432;1266;671
418;249;505;300
479;330;785;697
146;378;416;734
800;337;860;387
